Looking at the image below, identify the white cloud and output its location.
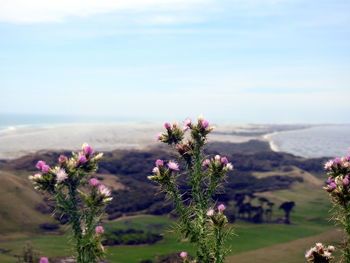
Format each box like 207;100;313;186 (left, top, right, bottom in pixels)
0;0;210;23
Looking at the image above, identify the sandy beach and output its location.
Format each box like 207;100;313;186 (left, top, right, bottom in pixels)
0;122;266;160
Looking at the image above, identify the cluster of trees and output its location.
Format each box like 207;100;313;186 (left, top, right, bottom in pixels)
103;228;163;246
231;193;296;224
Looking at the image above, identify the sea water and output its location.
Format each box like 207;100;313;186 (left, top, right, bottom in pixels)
267;124;350;158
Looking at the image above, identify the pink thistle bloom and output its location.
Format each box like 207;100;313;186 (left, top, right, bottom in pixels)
89;178;100;187
334;158;341;164
34;173;42;179
82;143;94;156
220;157;228;164
156;133;163;141
201;120;209;129
167;161;179;171
180;251;188;258
164;122;172;129
327;177;334;183
98;184;111;197
329;182;337;190
202;159;210;167
152;167;159;173
78;154;87;164
324;160;334;170
226;163;234;171
184;118;192;127
343;176;349;186
155;159;164;167
328;246;335;252
218;204;226;212
58;155;68;164
36;160;46;170
206;209;214;217
40;257;49;263
183;125;190;131
41;164;50;174
95;226;104;234
56;169;68;182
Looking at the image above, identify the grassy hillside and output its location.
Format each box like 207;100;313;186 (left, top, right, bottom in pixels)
0;171;53;233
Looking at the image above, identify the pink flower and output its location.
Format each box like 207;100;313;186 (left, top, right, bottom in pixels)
58;155;68;164
184;118;192;127
89;178;100;187
156;133;163;141
183;125;190;131
78;154;87;164
343;176;349;186
202;159;210;167
95;226;104;234
329;182;337;190
34;173;42;179
164;122;171;129
206;209;214;217
41;164;50;174
98;184;111;197
180;251;188;258
220;157;228;164
155;159;164;167
201;120;209;129
36;160;46;170
324;160;334;170
152;167;159;173
218;204;226;212
56;169;68;182
40;257;49;263
226;163;234;171
167;161;179;171
82;143;94;156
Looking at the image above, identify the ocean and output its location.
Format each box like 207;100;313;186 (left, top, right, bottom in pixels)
266;124;350;158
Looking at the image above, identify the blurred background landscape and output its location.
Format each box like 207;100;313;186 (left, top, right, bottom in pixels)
0;0;350;262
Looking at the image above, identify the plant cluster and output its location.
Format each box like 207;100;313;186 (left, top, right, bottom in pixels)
323;152;350;262
29;144;112;263
148;117;233;263
305;243;335;263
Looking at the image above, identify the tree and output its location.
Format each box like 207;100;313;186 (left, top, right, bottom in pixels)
279;201;295;224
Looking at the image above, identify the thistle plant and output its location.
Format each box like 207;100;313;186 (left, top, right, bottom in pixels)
29;144;112;263
305;243;335;263
324;151;350;262
149;117;234;263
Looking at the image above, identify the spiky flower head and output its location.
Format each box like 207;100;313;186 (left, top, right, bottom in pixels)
95;226;105;234
56;169;68;182
89;178;100;187
167;161;179;171
40;257;49;263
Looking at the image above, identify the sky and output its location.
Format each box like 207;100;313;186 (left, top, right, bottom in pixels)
0;0;349;123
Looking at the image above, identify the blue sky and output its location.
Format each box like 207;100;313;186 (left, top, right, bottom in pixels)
0;0;349;123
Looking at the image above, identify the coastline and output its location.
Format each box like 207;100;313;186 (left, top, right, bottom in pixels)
262;132;280;152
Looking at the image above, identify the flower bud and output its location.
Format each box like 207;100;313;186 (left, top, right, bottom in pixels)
164;122;171;129
343;176;349;186
82;143;94;156
220;157;228;164
218;204;226;212
89;178;100;187
180;252;188;259
207;209;214;217
78;154;87;164
215;155;221;161
36;160;46;170
167;161;179;171
202;159;210;167
58;155;68;164
95;226;104;234
155;159;164;167
152;167;159;173
40;257;49;263
41;164;50;174
201;120;209;129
